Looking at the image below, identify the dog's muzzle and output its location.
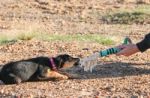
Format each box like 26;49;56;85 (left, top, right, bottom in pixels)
74;58;80;66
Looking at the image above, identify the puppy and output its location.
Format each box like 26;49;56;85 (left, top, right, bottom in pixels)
0;54;80;84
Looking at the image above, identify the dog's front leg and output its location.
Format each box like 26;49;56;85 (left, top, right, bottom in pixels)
46;70;69;80
57;71;81;79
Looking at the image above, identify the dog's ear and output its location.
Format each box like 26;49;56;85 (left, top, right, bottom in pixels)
55;56;64;68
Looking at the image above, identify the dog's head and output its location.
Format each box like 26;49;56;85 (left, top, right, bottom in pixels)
55;54;80;69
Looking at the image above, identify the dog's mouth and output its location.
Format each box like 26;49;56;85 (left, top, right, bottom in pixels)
61;58;80;69
73;58;80;66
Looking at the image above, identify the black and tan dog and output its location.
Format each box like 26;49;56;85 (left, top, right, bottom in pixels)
0;54;80;84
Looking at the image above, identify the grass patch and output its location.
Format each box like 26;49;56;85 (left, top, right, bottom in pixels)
0;35;17;45
0;33;114;46
40;34;114;45
134;5;150;14
17;32;37;40
0;32;38;45
101;5;150;24
102;12;150;24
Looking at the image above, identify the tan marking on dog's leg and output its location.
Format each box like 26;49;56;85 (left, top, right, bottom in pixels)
46;70;68;80
57;71;81;79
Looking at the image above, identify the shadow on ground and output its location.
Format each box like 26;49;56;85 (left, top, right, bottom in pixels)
67;61;150;79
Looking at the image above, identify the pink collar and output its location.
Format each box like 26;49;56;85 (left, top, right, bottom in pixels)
50;58;57;70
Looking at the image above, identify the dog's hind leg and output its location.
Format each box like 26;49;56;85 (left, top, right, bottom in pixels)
3;74;22;84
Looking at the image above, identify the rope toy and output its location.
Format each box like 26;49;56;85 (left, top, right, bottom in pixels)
80;37;132;72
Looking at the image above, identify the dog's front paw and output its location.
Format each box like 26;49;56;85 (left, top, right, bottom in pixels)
61;75;69;80
56;75;69;80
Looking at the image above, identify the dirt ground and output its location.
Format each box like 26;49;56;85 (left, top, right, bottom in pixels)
0;0;150;98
